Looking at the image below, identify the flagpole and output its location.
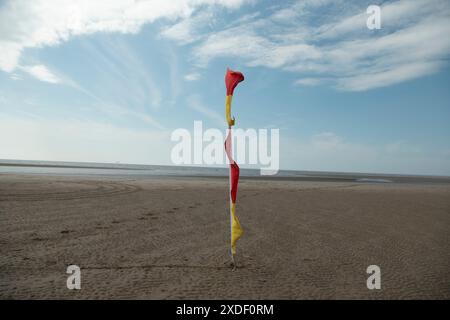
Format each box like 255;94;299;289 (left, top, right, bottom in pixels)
225;68;244;271
228;125;236;270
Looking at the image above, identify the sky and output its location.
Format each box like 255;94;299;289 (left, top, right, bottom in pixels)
0;0;449;175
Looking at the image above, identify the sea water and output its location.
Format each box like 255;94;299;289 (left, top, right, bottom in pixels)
1;159;449;184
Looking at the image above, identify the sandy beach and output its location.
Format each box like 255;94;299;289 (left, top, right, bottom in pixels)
0;173;449;299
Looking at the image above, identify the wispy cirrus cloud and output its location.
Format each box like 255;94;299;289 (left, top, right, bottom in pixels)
0;0;250;73
64;70;166;130
160;9;215;45
184;72;201;81
187;94;223;127
27;56;167;130
167;0;450;91
20;64;61;83
4;0;447;92
295;78;322;87
75;37;164;111
335;61;443;91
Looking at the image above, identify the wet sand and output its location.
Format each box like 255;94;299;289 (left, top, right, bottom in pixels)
0;173;449;299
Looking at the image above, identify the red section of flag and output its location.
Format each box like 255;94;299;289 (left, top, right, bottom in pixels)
225;130;240;204
225;68;245;96
229;162;239;203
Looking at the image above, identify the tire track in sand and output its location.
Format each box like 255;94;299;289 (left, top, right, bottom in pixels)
0;180;141;201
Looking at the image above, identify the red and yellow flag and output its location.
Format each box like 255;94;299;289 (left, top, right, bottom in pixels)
224;68;244;256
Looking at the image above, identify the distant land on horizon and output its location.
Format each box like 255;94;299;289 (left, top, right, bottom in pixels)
1;159;450;184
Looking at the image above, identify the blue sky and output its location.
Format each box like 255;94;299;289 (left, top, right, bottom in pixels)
0;0;449;175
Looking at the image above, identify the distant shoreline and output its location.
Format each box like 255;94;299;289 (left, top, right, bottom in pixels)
0;161;145;171
1;159;450;184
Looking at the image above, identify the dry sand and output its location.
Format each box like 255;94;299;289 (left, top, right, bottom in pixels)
0;173;449;299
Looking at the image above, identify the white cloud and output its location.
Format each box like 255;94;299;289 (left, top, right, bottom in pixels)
295;78;321;86
1;0;449;93
10;73;22;81
193;28;269;66
183;0;450;91
20;64;61;83
0;0;250;73
336;61;443;91
184;72;201;81
195;9;450;92
160;10;214;45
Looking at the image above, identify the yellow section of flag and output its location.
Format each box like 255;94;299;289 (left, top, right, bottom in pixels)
225;95;235;127
230;202;243;255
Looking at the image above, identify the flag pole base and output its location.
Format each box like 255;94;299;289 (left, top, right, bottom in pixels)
230;254;237;271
